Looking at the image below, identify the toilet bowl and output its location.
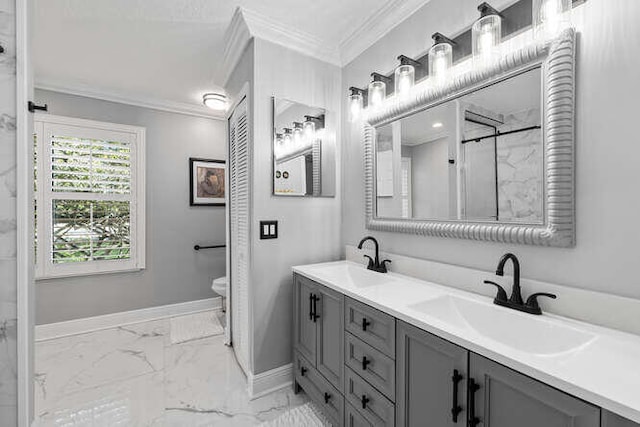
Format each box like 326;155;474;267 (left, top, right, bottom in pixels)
212;276;227;298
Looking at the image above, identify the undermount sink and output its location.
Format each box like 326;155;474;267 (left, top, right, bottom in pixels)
409;295;596;356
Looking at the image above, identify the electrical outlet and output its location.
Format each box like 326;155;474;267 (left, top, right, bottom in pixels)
260;221;278;240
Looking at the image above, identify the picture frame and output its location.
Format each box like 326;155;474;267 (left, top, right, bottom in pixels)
189;158;226;206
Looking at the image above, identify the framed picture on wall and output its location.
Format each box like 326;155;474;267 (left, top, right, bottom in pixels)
189;158;226;206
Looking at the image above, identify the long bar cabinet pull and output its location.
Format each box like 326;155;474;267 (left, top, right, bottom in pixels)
451;369;464;422
468;378;481;427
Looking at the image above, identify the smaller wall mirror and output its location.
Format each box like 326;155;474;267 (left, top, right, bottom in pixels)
272;98;335;197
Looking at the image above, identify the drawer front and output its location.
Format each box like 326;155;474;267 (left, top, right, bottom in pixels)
294;352;344;425
345;297;395;358
345;403;374;427
345;333;395;401
345;368;395;427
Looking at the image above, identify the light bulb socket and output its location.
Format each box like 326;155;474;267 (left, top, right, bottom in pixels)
477;2;503;18
283;128;292;134
397;55;422;68
431;32;457;47
371;72;392;84
293;122;303;129
304;115;325;129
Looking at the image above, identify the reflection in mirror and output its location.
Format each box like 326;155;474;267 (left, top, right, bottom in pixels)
272;98;335;197
375;67;543;224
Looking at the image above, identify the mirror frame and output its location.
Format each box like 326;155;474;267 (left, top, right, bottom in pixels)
363;29;576;247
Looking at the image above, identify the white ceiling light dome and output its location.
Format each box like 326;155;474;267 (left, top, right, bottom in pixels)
203;92;228;111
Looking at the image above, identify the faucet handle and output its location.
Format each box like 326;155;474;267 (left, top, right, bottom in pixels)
483;280;508;303
380;259;391;272
363;255;375;268
525;292;557;312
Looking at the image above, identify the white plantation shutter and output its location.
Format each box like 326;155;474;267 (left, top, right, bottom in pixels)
229;97;251;374
35;115;146;278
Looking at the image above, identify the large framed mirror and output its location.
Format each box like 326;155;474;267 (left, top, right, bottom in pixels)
272;98;336;197
364;29;576;247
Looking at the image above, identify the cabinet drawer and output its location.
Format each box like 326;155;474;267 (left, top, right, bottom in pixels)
345;297;395;358
345;332;395;401
294;352;344;426
345;368;395;427
345;403;375;427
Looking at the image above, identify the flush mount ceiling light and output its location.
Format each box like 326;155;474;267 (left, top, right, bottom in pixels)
202;93;227;111
432;122;444;128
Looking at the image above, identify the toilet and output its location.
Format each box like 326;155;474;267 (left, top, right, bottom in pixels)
212;276;227;298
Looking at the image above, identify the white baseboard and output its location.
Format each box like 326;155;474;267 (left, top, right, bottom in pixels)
248;363;293;400
36;297;222;342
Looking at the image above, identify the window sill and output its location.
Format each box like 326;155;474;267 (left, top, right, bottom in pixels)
35;267;145;281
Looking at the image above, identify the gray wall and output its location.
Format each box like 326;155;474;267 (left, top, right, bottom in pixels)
34;90;227;324
250;39;343;374
0;0;17;423
342;0;640;300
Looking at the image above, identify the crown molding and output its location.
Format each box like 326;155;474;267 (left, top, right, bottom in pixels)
220;7;253;88
339;0;433;66
220;7;341;88
35;77;226;120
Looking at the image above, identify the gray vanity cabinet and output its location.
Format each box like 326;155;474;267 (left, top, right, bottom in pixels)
293;274;344;391
396;320;468;427
294;274;318;365
293;273;344;414
602;411;640;427
468;354;600;427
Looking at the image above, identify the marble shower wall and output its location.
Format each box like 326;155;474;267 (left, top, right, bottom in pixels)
497;108;543;223
0;0;18;425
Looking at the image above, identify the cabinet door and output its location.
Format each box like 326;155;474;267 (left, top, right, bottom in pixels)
602;411;640;427
396;321;468;427
316;285;344;391
468;354;600;427
294;275;317;365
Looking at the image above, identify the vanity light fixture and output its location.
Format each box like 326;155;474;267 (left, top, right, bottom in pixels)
292;122;304;146
283;128;293;146
533;0;571;39
368;73;391;107
428;33;455;83
303;115;325;140
395;56;420;97
202;92;228;111
472;3;503;65
348;87;366;122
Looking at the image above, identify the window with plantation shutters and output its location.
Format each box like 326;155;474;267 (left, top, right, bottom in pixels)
34;114;146;278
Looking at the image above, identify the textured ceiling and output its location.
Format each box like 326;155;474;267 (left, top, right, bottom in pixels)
34;0;389;109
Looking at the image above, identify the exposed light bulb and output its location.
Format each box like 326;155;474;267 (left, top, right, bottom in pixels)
472;14;502;65
303;120;316;140
394;65;415;97
293;124;303;146
428;41;453;83
534;0;571;39
349;92;364;122
368;81;386;107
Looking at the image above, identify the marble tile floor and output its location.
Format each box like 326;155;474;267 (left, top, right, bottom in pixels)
34;310;308;426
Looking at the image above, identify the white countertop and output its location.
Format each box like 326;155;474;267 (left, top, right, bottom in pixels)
293;260;640;423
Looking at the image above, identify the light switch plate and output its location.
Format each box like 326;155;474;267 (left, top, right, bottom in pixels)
260;220;278;240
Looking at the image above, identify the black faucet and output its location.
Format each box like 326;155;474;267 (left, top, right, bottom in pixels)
357;236;391;273
483;253;556;315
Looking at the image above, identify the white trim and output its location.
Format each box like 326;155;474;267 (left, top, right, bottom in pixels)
34;114;147;279
35;77;226;121
247;364;293;400
339;0;433;66
16;0;34;423
220;8;253;88
219;7;341;88
35;297;222;342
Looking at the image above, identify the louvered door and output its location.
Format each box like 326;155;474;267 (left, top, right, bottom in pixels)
228;96;251;375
